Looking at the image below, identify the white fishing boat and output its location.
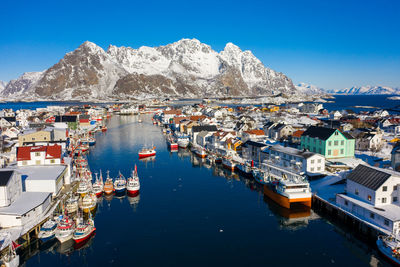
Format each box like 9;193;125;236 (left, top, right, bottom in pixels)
114;172;127;194
76;182;89;197
38;220;58;242
127;165;140;195
55;215;75;243
222;157;236;171
65;195;79;214
93;172;104;197
73;218;96;244
177;137;190;148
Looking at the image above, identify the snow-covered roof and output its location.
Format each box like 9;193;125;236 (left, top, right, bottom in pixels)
0;192;51;216
15;165;67;181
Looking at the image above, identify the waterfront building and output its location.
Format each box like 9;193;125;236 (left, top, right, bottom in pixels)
16;145;62;166
0;170;22;207
336;164;400;234
241;141;268;164
267;145;325;177
300;126;355;159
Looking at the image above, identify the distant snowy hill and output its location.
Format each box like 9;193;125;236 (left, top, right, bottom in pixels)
327;86;400;95
295;82;324;95
0;81;7;94
1;39;297;100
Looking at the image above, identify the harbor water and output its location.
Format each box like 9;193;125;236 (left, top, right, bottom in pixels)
23;115;390;266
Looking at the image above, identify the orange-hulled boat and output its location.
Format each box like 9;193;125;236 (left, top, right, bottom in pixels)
263;179;312;209
103;171;114;195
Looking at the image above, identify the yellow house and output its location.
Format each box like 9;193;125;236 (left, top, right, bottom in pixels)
226;138;242;151
18;129;53;146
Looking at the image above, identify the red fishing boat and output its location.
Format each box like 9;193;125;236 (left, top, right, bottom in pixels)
138;146;156;158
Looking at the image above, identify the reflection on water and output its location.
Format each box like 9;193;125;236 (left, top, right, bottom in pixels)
22;114;389;267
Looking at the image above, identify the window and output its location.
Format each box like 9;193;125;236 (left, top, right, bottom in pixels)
334;140;338;146
319;140;322;145
382;198;387;203
394;185;398;191
340;149;344;154
328;141;332;146
22;161;27;166
383;186;387;192
393;197;398;202
32;137;35;140
44;137;46;140
317;166;321;171
335;131;339;135
370;212;375;219
35;152;40;156
36;160;41;165
368;195;372;201
344;200;348;206
328;150;331;155
318;159;321;163
311;160;315;164
311;167;315;172
341;140;344;146
50;159;55;164
355;189;359;195
384;219;389;226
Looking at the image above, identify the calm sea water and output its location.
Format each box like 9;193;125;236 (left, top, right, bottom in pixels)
21;115;390;266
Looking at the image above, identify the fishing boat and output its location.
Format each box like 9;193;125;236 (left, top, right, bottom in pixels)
73;218;96;244
138;146;156;158
103;171;114;195
215;156;222;164
114;173;127;194
377;235;400;266
38;220;57;243
177;137;189;148
76;182;89;197
1;242;20;267
263;177;312;209
92;172;104;197
55;216;75;243
167;136;178;150
127;165;140;195
252;168;269;185
65;195;79;214
79;193;97;213
194;146;207;158
222;157;236;171
236;161;254;178
101;125;107;132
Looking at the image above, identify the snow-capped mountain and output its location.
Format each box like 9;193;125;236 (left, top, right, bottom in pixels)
327;86;400;95
0;81;7;94
2;39;296;100
295;82;324;95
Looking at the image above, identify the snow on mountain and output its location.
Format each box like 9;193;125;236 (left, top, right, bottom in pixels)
295;82;324;95
2;72;44;97
328;86;400;95
0;81;7;94
2;39;296;100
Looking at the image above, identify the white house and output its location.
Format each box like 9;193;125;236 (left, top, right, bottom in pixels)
0;170;22;207
267;144;326;176
17;145;62;167
336;164;400;233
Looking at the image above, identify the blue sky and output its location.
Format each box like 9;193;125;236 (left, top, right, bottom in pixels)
0;0;399;89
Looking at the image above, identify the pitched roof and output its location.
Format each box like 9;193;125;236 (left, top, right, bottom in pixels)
302;126;336;140
243;140;267;148
292;130;304;138
244;129;265;135
17;145;62;161
347;164;393;190
0;170;14;186
192;125;218;133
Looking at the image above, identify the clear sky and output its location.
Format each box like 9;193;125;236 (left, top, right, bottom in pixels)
1;0;399;90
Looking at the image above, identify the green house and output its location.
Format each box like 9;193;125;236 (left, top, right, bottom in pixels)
300;126;355;159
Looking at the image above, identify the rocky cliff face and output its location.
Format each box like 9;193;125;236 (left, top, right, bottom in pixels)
3;39;297;100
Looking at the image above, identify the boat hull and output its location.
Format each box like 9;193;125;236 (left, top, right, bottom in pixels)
139;152;156;158
263;185;311;209
73;228;96;244
236;166;253;178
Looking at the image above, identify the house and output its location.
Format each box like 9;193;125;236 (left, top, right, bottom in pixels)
241;141;268;164
196;131;213;147
225;138;242;152
299;103;323;114
18;128;53;146
17;145;62;166
330;111;342;120
242;129;265;142
191;125;218;144
291;130;304;144
391;145;400;172
55;115;78;129
341;123;354;132
162;110;182;124
300;126;355;159
356;132;384;151
336;164;400;233
269;123;294;140
182;121;199;135
79;114;91;127
0;170;22;207
267;145;326;176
